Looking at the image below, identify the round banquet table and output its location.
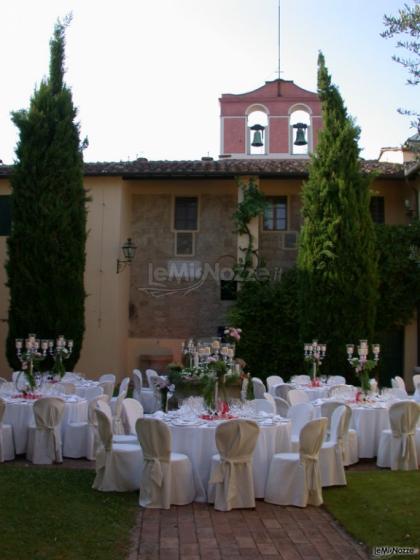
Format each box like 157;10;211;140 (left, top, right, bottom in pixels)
314;401;391;458
164;417;291;502
2;394;88;454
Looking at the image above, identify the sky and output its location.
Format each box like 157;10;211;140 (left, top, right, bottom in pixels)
0;0;418;164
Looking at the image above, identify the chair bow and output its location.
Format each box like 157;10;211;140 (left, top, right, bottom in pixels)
301;452;319;491
392;429;415;460
143;454;168;487
209;456;250;504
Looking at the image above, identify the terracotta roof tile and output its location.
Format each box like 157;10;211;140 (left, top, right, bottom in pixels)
0;158;407;179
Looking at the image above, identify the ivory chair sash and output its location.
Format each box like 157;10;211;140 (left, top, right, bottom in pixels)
287;389;310;406
92;409;143;492
251;377;266;399
319;406;347;486
208;419;260;511
321;401;358;465
377;401;419;470
265;417;328;507
136;418;195;508
26;397;65;464
0;397;15;461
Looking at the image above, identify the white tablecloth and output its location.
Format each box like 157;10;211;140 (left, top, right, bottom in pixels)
154;415;291;502
2;395;88;454
314;400;391;458
269;383;331;401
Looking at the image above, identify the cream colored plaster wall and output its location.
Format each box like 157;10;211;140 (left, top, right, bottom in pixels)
76;176;130;381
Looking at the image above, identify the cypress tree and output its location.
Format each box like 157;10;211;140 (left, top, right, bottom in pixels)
298;52;378;375
6;17;87;370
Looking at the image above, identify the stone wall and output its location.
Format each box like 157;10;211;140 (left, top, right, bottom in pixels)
130;192;237;339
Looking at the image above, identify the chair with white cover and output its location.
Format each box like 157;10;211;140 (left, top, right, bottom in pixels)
327;375;346;385
122;398;144;435
287;389;310;406
26;397;65;464
110;376;130;413
273;396;289;418
266;375;283;394
208;419;260;511
254;396;275;415
328;384;355;399
145;369;159;388
265;417;328;507
391;376;408;396
287;402;315;452
0;397;15;461
99;381;114;400
274;383;294;401
377;401;419;470
96;400;138;444
63;394;110;460
99;373;116;384
320;400;358;466
413;374;420;389
319;406;347;486
251;377;266;399
263;393;277;414
136;418;195;508
240;377;249;401
414;382;420;404
291;375;311;385
92;409;143;492
132;369;155;413
55;382;76;395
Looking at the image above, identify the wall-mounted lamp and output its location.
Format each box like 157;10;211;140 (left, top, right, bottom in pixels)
404;199;414;218
117;238;137;273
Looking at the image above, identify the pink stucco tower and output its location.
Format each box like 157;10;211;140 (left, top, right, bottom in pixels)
219;79;322;159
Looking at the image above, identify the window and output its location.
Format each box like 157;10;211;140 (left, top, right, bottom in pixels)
175;232;194;256
370;196;385;224
0;196;11;236
263;196;287;231
220;280;237;301
174;197;198;230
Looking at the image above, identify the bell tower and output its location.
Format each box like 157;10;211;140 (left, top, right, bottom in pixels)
219;79;322;159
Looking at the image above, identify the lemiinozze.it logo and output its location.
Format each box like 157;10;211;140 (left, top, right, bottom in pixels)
372;546;419;557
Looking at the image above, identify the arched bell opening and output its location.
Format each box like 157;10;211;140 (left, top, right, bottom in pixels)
247;109;269;155
289;107;311;155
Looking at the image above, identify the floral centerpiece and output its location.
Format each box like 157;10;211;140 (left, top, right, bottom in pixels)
15;334;47;393
346;340;380;395
154;377;175;412
304;340;326;385
49;336;73;379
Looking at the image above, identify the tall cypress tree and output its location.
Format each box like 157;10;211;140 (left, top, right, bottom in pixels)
6;17;87;370
298;53;378;375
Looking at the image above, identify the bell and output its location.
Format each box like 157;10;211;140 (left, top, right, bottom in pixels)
251;130;263;147
250;124;264;147
293;122;308;146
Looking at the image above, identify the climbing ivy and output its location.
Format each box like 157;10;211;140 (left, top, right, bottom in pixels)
232;177;268;280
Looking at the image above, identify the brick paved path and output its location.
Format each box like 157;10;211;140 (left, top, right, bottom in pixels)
128;501;368;560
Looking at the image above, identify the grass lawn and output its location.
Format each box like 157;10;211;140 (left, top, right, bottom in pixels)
0;466;138;560
323;471;420;559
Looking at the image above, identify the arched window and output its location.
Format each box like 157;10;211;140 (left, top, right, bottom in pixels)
289;105;311;155
246;106;269;155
